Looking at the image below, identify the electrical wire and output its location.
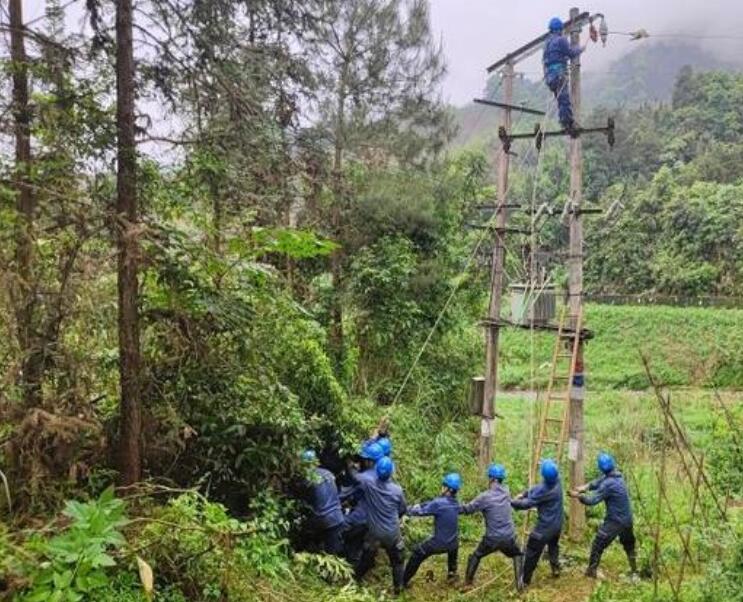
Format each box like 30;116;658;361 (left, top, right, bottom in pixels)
610;30;743;42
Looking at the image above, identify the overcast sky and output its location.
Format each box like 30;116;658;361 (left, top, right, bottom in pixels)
18;0;743;107
428;0;743;105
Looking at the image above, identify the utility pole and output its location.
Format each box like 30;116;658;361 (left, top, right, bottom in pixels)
480;10;609;489
567;6;586;538
479;63;514;468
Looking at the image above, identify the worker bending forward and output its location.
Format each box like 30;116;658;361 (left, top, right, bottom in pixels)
570;453;638;578
299;450;345;555
511;459;563;586
403;472;462;588
353;456;408;595
460;464;523;589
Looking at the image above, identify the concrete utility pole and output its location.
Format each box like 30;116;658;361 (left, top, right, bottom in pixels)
479;63;514;468
567;6;586;538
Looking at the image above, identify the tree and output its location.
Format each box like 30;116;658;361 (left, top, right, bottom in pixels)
313;0;449;368
9;0;40;406
116;0;143;485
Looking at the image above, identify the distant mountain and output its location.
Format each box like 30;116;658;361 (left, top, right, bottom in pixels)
450;41;743;149
450;76;550;148
585;42;741;108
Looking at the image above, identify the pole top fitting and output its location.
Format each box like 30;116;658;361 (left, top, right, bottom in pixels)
569;7;582;33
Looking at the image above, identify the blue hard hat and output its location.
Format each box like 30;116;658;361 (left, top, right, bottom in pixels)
376;456;394;480
442;472;462;491
487;463;506;481
377;437;392;457
301;449;316;463
549;17;563;32
540;459;559;485
597;452;615;474
360;441;384;461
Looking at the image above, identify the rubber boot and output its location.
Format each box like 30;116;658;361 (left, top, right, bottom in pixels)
628;551;638;575
465;554;479;585
513;556;525;591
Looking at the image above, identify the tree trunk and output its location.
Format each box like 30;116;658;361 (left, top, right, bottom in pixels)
329;71;348;369
210;177;223;255
9;0;41;407
116;0;142;485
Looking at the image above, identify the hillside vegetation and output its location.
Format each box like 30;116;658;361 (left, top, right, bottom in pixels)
499;304;743;389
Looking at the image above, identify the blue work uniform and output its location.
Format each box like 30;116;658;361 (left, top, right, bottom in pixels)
461;482;522;586
306;467;345;555
403;496;460;586
340;480;369;563
351;470;407;592
579;471;637;574
511;478;564;584
542;32;583;128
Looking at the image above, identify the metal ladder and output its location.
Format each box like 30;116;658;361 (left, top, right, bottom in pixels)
529;305;583;483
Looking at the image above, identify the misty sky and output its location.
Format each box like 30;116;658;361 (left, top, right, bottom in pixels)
428;0;743;105
18;0;743;108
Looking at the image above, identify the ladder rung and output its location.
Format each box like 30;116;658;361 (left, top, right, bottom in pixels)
557;353;574;358
545;417;563;423
542;439;560;445
549;395;568;401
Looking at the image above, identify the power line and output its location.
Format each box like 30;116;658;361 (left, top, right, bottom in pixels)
611;30;743;42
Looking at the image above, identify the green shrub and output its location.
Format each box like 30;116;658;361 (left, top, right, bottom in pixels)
135;491;293;600
19;487;128;602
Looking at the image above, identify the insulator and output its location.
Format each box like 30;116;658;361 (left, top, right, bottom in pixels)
599;17;608;46
589;22;598;43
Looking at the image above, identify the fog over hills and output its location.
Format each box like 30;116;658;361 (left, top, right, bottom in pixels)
451;41;743;149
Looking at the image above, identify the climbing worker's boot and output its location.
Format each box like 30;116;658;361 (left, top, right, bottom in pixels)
585;565;598;578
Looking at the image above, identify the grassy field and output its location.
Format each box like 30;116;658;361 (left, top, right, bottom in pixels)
356;386;743;602
497;304;743;390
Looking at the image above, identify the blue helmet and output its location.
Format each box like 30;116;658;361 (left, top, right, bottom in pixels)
597;453;615;474
442;472;462;492
360;441;384;462
376;456;394;480
301;449;317;463
540;459;559;485
377;437;392;457
548;17;563;32
487;463;506;481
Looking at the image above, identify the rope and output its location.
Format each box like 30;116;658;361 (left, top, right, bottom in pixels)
389;108;527;406
510;77;567;542
389;82;562;407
